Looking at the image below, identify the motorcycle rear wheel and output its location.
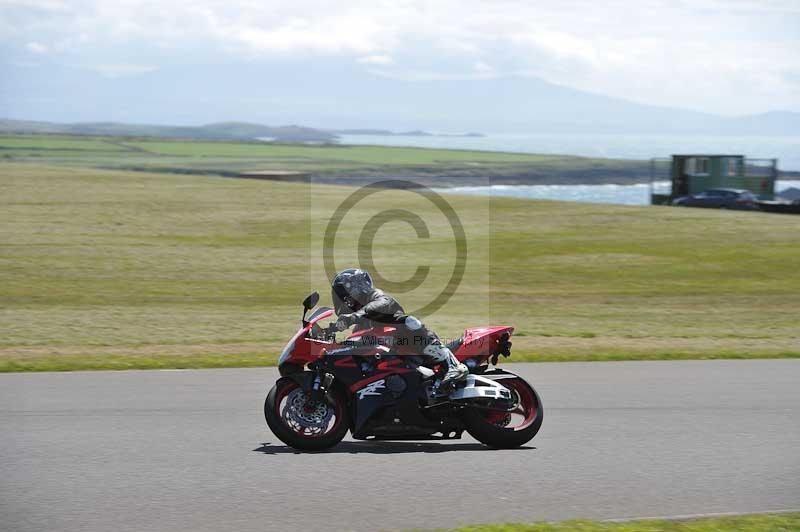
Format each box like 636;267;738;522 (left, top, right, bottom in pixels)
462;377;543;448
264;378;349;451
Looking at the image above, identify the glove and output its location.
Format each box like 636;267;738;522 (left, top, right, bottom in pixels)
335;313;356;331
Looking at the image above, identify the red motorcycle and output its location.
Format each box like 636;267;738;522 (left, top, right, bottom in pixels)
265;291;543;451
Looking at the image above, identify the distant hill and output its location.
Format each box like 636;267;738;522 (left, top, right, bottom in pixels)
328;129;485;137
4;58;800;136
0;119;336;143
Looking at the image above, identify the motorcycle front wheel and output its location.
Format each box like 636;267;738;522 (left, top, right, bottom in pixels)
264;378;349;451
462;376;543;448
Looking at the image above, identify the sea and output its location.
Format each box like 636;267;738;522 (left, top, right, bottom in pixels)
434;180;800;206
337;133;800;206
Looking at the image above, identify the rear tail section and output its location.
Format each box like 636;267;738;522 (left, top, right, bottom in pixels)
452;326;514;365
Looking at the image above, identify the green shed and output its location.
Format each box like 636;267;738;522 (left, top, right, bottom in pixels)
650;155;778;205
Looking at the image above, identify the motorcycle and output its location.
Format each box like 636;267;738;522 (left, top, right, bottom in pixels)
264;291;543;451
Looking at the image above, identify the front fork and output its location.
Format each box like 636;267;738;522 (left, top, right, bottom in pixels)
279;366;335;405
309;366;335;403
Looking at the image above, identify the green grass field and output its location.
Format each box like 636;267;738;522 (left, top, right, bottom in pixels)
1;158;799;372
447;513;800;532
0;134;648;185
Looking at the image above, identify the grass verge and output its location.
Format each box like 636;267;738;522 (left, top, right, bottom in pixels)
447;513;800;532
2;162;799;372
2;349;800;373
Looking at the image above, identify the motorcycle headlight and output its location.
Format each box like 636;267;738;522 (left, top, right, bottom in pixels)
278;338;296;365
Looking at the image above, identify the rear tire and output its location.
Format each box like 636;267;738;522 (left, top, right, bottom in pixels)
265;378;349;451
462;377;543;448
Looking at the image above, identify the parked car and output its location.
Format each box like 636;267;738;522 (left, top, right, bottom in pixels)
672;188;760;210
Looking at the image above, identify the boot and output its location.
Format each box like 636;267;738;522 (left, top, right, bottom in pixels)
440;350;468;387
423;343;468;388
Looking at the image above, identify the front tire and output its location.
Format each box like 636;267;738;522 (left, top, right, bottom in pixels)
264;378;349;451
462;377;543;448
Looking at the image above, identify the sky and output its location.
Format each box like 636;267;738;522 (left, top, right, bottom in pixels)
1;0;799;126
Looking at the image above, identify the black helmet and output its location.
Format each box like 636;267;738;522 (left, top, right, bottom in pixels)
331;268;373;314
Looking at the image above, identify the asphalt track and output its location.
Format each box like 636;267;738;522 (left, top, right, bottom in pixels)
2;360;799;532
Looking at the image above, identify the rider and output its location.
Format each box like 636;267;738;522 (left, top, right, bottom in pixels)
331;268;468;387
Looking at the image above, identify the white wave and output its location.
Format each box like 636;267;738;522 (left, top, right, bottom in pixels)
438;180;797;206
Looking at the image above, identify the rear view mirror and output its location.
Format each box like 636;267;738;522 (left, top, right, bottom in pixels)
303;291;320;310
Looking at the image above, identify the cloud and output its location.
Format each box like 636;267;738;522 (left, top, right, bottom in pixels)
1;0;798;113
358;54;394;65
88;63;158;78
221;14;384;55
25;42;48;54
473;61;494;76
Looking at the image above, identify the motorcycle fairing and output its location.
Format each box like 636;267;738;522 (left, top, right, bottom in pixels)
350;370;441;439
